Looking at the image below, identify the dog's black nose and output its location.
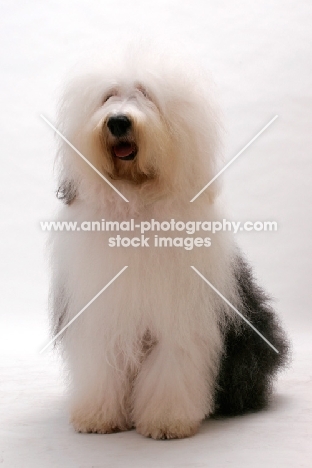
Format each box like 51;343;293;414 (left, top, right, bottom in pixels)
107;115;131;137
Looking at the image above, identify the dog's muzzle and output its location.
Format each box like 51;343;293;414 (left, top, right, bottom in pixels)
106;114;137;161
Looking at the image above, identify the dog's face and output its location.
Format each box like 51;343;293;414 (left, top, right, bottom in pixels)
58;55;221;202
95;82;171;185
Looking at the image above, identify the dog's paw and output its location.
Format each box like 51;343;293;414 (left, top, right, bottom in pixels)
71;413;132;434
136;420;200;440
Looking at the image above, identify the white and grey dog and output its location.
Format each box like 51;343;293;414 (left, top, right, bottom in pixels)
50;49;289;439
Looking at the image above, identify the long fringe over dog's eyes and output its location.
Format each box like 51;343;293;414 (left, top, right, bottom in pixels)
102;89;118;104
136;84;150;99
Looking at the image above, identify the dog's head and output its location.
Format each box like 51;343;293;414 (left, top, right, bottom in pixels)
95;80;171;185
57;50;222;205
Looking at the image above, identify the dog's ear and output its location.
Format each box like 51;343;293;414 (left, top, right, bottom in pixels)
56;180;77;205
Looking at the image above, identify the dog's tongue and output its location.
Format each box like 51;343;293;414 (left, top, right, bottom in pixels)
113;143;134;158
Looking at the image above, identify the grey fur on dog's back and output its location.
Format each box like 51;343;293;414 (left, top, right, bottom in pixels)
214;253;290;416
56;180;77;205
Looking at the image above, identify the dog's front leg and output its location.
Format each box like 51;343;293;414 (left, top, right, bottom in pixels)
132;337;218;439
67;343;132;434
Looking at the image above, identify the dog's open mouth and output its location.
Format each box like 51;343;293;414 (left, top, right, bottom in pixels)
112;142;137;161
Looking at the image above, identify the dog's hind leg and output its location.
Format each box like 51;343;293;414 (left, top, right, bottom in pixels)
214;253;290;416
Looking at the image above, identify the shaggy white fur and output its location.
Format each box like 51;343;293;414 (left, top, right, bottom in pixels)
50;48;240;439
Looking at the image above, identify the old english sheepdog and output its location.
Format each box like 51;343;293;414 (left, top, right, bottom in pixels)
49;49;289;439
